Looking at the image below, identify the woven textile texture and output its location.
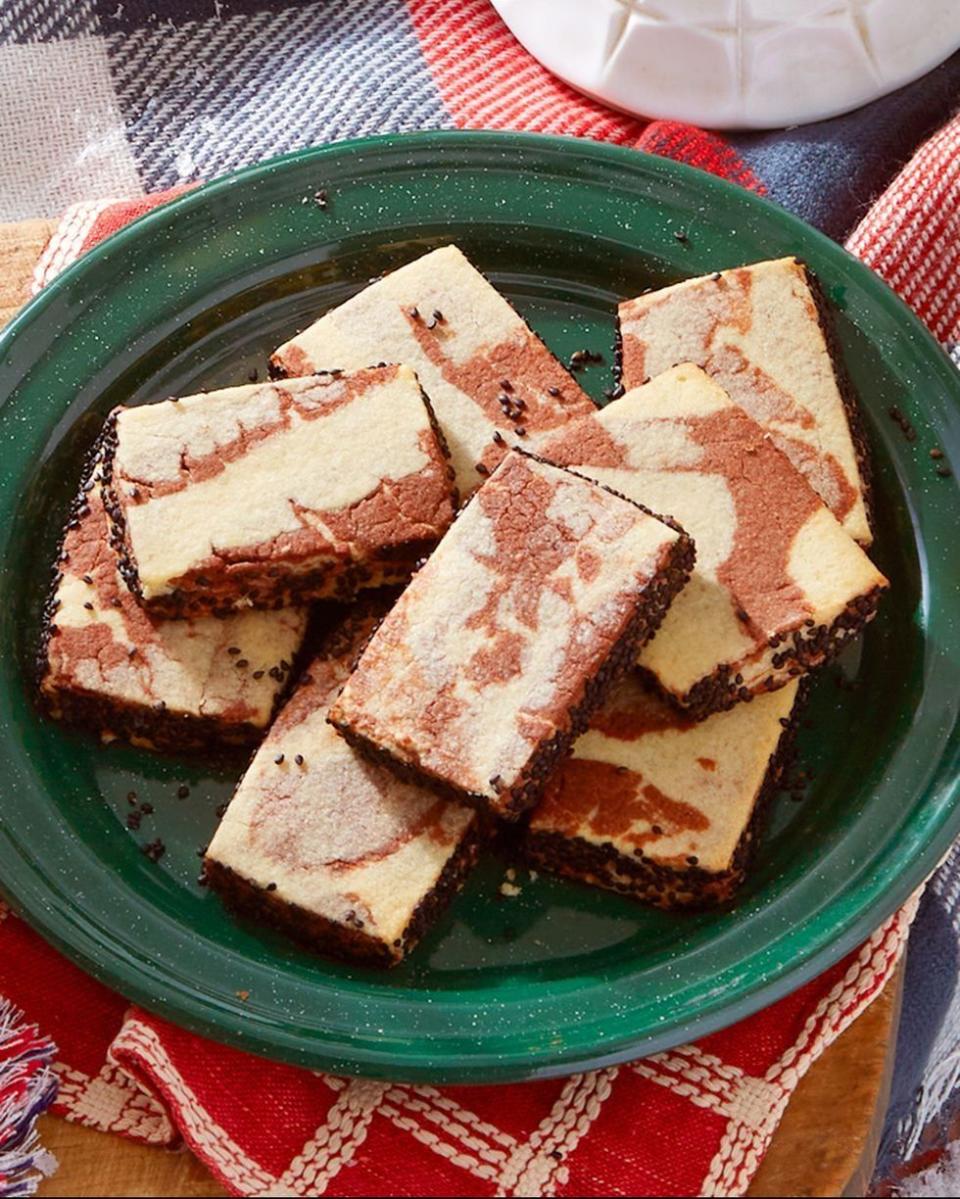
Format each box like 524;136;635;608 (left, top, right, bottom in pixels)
1;0;959;230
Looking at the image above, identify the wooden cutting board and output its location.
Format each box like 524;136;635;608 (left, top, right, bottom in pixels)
1;217;900;1199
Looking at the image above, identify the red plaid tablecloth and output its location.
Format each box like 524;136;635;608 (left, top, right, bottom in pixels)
2;42;960;1199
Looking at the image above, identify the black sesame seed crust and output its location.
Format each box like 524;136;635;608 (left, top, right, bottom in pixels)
40;687;273;757
331;467;695;822
642;583;886;721
800;263;875;543
99;382;459;619
523;680;809;909
204;819;482;968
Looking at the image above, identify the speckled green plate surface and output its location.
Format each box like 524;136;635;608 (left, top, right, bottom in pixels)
0;132;958;1083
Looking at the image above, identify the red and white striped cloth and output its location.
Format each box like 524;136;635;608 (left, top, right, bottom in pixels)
2;105;959;1199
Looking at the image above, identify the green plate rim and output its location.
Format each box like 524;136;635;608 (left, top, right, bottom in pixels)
1;130;958;1082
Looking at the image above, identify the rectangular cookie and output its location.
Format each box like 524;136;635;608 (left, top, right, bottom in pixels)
328;450;694;820
618;257;872;544
205;608;480;967
103;365;456;618
39;452;307;753
538;365;887;717
525;673;802;908
271;244;598;495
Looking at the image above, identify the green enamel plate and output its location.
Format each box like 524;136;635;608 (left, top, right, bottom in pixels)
0;132;957;1083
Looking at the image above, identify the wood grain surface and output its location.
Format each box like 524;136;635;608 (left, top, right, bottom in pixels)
2;217;901;1198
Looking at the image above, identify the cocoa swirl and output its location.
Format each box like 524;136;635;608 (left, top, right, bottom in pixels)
620;267;857;523
116;368;400;503
45;485;260;720
536;757;709;848
404;310;595;437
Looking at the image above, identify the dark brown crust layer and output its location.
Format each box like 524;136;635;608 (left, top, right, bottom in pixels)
800;262;875;542
330;505;696;822
39;684;269;755
205;820;483;968
644;583;885;721
100;381;458;619
523;680;809;909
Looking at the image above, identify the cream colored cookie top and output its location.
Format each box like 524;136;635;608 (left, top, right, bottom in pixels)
530;674;799;875
206;612;475;946
619;258;871;545
330;451;682;804
110;365;454;601
538;365;886;699
272;245;597;494
43;477;306;725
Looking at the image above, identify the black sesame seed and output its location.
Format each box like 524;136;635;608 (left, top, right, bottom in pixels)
499;379;512;391
674;229;689;243
651;824;663;835
216;802;228;818
196;845;207;857
141;838;165;862
235;659;249;668
82;573;93;584
177;784;190;799
127;790;138;803
687;855;699;866
547;386;560;397
476;462;490;476
274;753;285;765
409;306;420;320
126;812;141;830
711;271;722;281
937;464;952;477
515;425;527;437
252;670;264;679
493;430;506;446
266;882;277;892
432;309;445;323
295;754;304;766
930;447;944;460
227;646;241;655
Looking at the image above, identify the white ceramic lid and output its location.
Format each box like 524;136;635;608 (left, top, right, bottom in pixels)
491;0;960;129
